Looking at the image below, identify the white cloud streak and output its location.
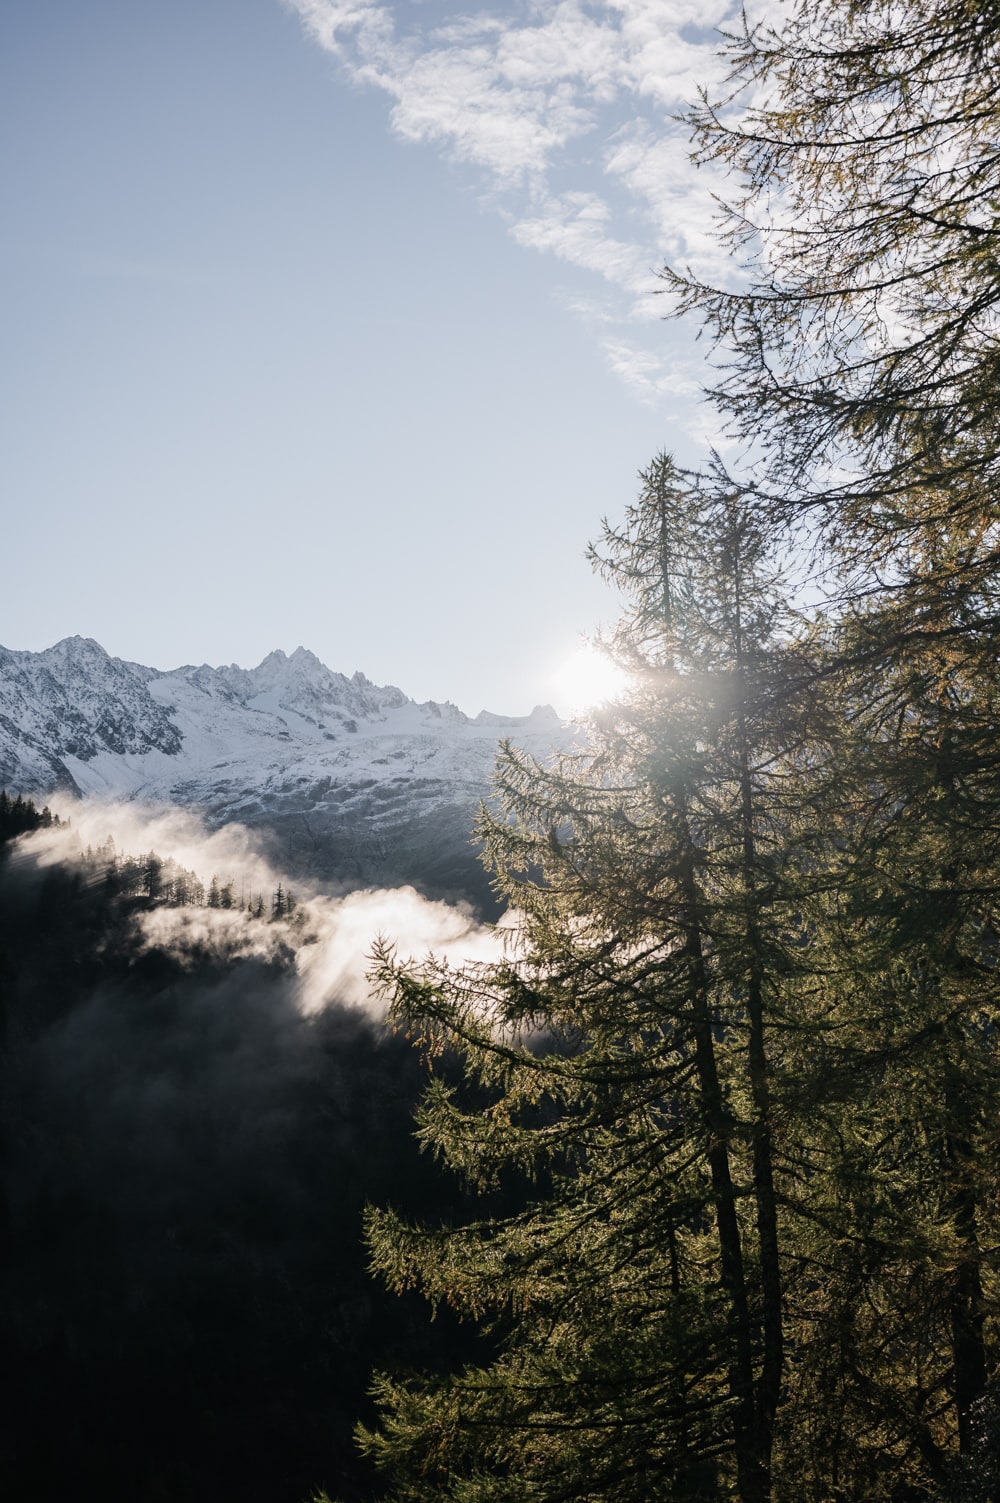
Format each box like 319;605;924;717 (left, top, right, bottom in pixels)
283;0;750;414
19;797;508;1017
134;886;505;1016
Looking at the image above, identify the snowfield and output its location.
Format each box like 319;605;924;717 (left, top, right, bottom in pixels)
0;637;574;904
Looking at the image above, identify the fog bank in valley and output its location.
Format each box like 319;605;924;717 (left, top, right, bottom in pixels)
0;796;498;1503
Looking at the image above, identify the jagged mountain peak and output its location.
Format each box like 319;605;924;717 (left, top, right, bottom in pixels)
40;636;117;674
209;648;409;722
0;636;575;901
288;645;324;669
47;634;107;656
0;637;183;789
33;635;158;683
475;702;561;729
0;637;570;798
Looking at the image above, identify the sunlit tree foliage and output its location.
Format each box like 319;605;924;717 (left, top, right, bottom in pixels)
346;1;1000;1496
361;459;830;1502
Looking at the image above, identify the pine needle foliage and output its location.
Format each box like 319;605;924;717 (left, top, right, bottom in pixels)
665;0;1000;570
657;11;1000;1480
363;457;826;1503
778;574;1000;1498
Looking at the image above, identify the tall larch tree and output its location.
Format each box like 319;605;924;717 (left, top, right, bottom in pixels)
360;457;825;1503
662;2;1000;1488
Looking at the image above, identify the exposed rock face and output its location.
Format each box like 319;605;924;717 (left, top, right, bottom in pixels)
0;638;182;792
0;638;571;910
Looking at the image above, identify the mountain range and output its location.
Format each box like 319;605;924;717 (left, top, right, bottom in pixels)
0;637;569;907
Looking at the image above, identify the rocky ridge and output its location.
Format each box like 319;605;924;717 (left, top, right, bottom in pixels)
0;637;570;908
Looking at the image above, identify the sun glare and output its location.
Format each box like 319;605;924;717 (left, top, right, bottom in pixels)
551;644;630;717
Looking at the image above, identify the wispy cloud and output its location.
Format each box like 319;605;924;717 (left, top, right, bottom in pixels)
283;0;747;416
602;336;700;404
510;190;648;287
22;797;507;1017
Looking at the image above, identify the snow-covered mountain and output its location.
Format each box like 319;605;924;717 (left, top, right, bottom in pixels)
0;637;570;906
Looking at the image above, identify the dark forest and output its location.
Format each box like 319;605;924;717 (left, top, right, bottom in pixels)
0;799;487;1503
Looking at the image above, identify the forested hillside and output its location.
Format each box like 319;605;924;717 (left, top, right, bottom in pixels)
0;808;491;1503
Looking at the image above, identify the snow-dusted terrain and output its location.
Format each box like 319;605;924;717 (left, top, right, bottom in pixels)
0;637;570;905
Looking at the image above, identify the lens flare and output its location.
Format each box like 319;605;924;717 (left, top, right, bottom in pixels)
551;644;629;717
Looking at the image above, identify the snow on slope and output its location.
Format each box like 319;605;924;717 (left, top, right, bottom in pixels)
0;639;571;901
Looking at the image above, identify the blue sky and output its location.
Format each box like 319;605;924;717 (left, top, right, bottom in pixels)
2;0;743;714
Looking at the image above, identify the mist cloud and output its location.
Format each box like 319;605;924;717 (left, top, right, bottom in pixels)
0;797;489;1501
15;795;507;1017
31;794;279;896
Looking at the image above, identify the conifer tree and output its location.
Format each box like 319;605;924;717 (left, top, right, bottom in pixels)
363;457;819;1503
777;569;1000;1495
659;12;1000;1478
665;0;1000;564
143;853;163;903
0;792;55;844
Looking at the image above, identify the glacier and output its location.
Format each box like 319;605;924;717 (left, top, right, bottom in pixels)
0;637;571;908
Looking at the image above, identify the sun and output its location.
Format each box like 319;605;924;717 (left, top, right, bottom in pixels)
551;644;630;718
